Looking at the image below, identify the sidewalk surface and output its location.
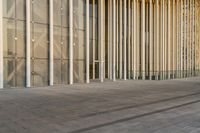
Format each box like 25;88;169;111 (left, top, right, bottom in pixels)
0;77;200;133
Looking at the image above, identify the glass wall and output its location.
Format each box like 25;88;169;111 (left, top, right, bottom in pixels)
3;0;26;88
73;0;86;83
1;0;200;88
53;0;69;85
89;0;99;79
31;0;49;86
195;0;200;75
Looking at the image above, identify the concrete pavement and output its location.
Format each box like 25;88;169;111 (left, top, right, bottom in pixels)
0;77;200;133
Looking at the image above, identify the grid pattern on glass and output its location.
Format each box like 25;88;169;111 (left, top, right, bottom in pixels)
3;0;26;88
31;0;49;86
53;0;69;85
73;0;86;83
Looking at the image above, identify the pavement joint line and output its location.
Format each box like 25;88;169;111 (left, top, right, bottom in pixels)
68;99;200;133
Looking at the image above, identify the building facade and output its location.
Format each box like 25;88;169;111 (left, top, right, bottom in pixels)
0;0;200;88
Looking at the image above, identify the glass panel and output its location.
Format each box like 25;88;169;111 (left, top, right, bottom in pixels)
53;25;69;84
33;0;49;24
32;24;48;59
16;21;25;57
73;30;85;60
16;59;25;87
73;0;85;30
16;0;26;20
73;14;85;30
62;0;69;27
3;58;25;87
89;0;99;80
54;59;62;84
95;40;98;60
3;19;15;57
89;17;93;39
73;0;86;83
3;3;26;87
94;18;98;39
95;62;99;78
89;0;93;17
32;60;48;86
3;59;15;87
94;0;98;17
54;27;62;59
61;60;69;84
54;59;69;84
73;0;85;15
31;0;49;87
53;0;61;26
62;28;69;59
3;0;15;18
89;40;93;62
73;60;85;83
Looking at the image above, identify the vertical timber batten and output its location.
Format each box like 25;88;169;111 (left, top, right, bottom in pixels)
128;0;131;79
162;0;165;79
168;0;171;79
177;0;179;76
113;0;116;81
133;0;137;80
136;0;139;80
26;0;31;87
172;0;175;78
69;0;73;84
116;0;119;79
124;0;127;80
149;0;153;80
108;0;112;80
0;0;3;88
156;0;160;80
192;0;194;73
131;0;134;79
184;0;187;76
86;0;90;83
119;0;122;79
92;0;95;79
49;0;54;86
142;0;146;80
180;0;183;76
99;0;104;82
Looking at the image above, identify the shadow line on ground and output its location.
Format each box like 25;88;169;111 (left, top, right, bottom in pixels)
81;91;200;118
69;99;200;133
